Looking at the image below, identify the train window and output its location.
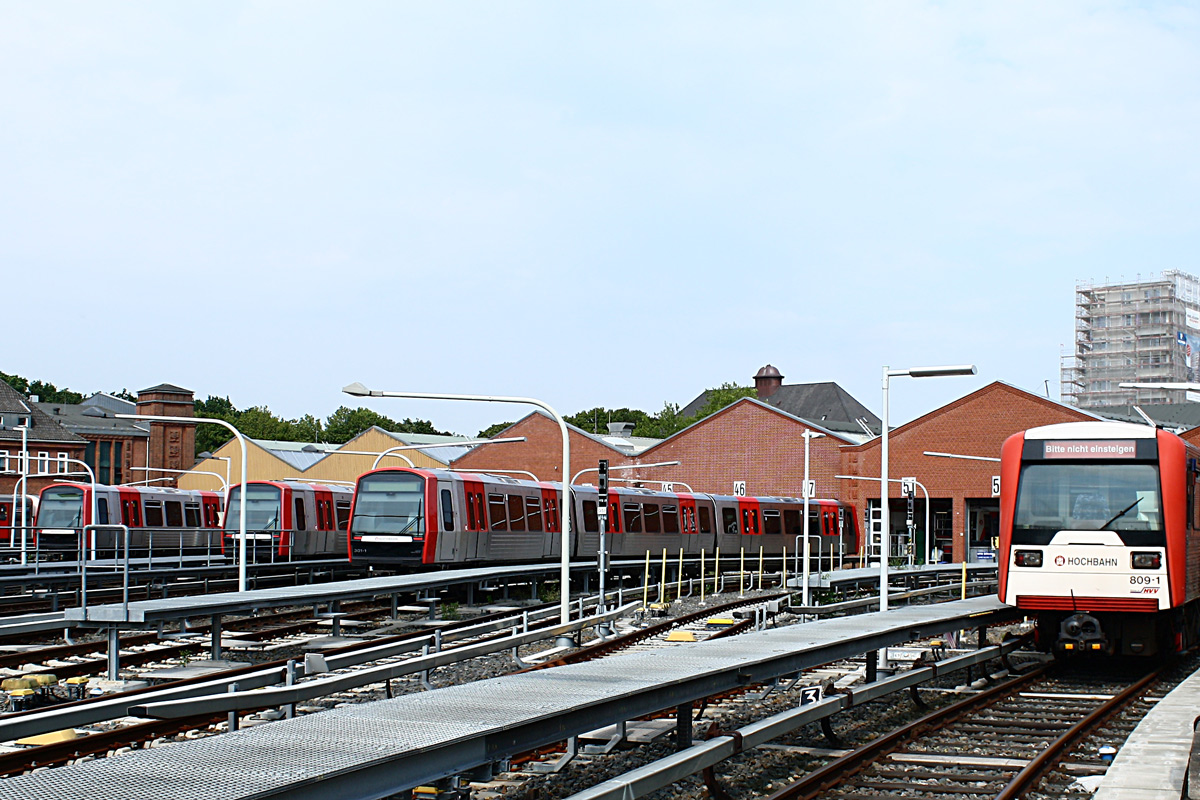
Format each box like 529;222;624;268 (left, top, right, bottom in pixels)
526;497;543;532
698;506;712;534
293;498;306;531
544;497;559;532
722;508;738;534
784;509;801;536
97;499;109;526
763;509;782;535
466;492;477;530
663;505;679;534
581;500;598;533
0;505;6;523
166;501;185;527
644;503;661;533
441;489;454;532
508;495;526;532
144;501;164;528
488;494;508;531
335;500;351;530
623;503;643;533
184;503;201;528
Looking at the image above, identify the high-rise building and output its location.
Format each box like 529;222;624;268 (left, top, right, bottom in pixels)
1062;271;1200;407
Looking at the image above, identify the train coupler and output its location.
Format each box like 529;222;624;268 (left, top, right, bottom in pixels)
1056;612;1111;654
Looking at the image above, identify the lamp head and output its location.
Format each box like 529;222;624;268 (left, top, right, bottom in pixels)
343;382;371;397
905;365;977;378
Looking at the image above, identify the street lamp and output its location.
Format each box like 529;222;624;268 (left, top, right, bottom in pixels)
117;414;250;592
801;430;825;606
128;465;228;492
879;365;976;614
197;452;233;491
344;382;575;629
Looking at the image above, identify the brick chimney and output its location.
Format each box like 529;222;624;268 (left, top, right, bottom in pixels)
753;365;784;399
136;384;196;485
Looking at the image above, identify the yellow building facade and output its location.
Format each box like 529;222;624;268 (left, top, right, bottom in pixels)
175;427;474;492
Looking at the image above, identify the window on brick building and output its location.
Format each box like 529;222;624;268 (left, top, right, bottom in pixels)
57;452;68;474
0;451;8;472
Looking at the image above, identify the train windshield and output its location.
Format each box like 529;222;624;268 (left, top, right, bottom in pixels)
38;487;83;528
1012;462;1164;545
226;485;282;530
351;472;425;536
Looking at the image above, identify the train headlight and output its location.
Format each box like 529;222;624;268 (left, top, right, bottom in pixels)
1131;552;1161;570
1014;550;1043;567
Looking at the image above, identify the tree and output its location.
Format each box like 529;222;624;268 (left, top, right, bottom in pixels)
323;406;450;444
1;372;84;404
691;382;757;419
477;421;515;439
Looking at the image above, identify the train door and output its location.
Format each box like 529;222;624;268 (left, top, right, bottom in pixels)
541;486;561;560
678;495;699;554
460;478;485;561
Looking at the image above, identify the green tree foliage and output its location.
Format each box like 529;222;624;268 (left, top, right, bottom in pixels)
323;406;448;444
1;372;84;404
477;421;515;439
550;384;756;442
191;397;451;455
690;382;757;419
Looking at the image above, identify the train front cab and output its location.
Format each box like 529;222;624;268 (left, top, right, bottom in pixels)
348;470;436;566
1000;424;1191;657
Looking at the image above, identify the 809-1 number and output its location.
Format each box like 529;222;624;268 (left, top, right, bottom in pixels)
1130;575;1160;585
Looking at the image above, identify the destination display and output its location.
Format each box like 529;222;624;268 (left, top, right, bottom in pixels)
1043;440;1137;459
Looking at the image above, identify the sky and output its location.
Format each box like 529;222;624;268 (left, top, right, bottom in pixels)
4;2;1200;436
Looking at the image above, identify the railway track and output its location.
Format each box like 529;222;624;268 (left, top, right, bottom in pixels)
759;662;1162;800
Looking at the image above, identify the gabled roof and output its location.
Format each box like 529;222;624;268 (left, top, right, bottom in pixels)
844;381;1106;450
347;427;482;466
82;393;137;415
34;398;150;439
639;396;858;459
451;411;662;465
680;381;880;436
1082;404;1200;432
0;380;87;445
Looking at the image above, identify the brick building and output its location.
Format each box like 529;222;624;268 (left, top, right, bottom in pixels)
0;380;87;504
37;393;149;486
841;382;1101;563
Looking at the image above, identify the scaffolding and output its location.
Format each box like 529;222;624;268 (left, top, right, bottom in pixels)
1063;272;1200;408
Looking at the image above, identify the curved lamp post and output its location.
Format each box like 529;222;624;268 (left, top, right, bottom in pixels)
344;383;574;627
116;414;249;592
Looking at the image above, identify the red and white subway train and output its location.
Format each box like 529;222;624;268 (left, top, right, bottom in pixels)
347;467;861;568
999;421;1200;656
34;483;224;556
0;495;37;548
221;481;354;561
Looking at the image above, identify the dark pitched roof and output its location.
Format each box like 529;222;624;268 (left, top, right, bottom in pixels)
1082;404;1200;430
0;381;87;445
679;381;881;436
35;398;149;439
139;383;192;395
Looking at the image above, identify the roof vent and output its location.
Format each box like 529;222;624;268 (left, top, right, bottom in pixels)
753;364;785;399
607;422;636;438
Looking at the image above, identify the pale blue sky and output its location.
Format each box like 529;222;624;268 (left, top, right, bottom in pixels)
5;2;1199;435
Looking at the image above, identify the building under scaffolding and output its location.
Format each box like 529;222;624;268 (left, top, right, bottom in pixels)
1062;271;1200;408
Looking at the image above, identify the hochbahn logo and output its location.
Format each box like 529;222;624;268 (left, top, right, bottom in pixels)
1053;554;1118;567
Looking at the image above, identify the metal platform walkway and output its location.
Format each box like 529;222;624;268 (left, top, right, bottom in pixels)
64;560;634;625
0;595;1020;800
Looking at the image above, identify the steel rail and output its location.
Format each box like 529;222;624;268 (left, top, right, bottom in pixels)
994;667;1161;799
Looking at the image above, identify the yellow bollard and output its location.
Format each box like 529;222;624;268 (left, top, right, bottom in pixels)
758;545;764;590
677;549;684;599
782;546;787;590
739;547;745;596
642;549;651;609
660;548;667;603
700;549;707;604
